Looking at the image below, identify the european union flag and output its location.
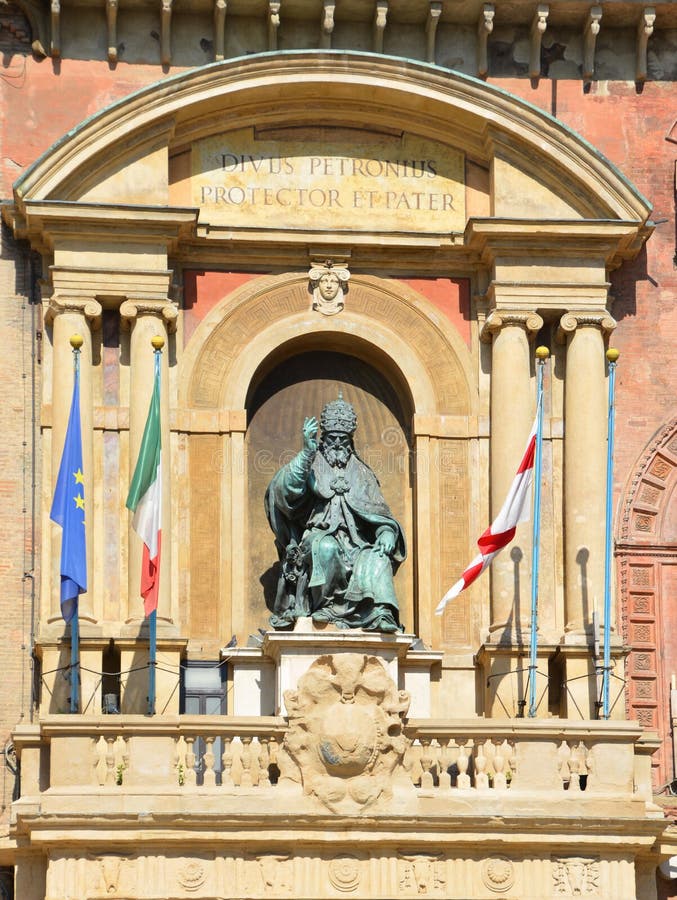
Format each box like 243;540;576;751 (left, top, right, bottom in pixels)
50;365;87;623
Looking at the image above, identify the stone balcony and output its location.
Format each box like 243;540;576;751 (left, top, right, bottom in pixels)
12;714;662;817
11;710;672;900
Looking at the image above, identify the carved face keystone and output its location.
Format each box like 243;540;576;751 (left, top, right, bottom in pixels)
319;272;341;301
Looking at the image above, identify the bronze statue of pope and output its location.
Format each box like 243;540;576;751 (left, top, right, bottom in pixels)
265;395;405;632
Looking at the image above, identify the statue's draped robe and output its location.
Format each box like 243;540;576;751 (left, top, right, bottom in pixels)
265;448;406;630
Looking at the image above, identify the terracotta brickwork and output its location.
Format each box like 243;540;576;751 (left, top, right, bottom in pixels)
0;225;39;837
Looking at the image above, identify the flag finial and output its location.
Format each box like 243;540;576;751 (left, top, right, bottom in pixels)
151;335;165;351
70;333;83;350
535;345;549;360
606;348;620;362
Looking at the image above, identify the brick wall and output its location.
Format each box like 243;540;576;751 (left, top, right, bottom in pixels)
0;224;39;837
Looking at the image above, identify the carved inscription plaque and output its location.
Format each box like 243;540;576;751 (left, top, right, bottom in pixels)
192;127;465;232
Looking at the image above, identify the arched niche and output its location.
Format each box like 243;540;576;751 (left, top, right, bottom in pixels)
246;347;415;633
617;419;677;788
180;273;476;647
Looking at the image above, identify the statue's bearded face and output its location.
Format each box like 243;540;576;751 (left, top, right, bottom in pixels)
320;431;353;468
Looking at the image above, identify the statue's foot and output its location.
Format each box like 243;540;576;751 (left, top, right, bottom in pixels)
370;614;399;633
311;609;333;623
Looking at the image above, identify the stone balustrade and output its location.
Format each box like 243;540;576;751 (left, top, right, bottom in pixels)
13;716;659;807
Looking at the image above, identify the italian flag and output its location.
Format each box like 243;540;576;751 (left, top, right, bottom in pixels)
126;364;162;617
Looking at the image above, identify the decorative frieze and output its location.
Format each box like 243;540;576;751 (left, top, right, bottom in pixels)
43;849;647;899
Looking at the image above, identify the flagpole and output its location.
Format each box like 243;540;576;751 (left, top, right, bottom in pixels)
528;346;549;718
601;348;619;720
69;334;83;714
147;337;163;717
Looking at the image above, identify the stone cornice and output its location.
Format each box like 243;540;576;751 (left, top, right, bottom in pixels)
8;200;198;253
465;218;652;270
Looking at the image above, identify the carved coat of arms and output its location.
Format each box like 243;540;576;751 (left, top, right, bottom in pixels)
278;653;410;811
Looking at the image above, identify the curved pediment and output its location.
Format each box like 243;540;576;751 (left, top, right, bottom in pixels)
13;51;651;231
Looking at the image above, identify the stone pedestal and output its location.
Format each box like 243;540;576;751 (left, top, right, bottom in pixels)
226;621;442;717
224;647;276;715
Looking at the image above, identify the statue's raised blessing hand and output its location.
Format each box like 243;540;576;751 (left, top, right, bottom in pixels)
303;416;319;453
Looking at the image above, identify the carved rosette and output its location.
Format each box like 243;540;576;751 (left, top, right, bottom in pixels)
308;260;350;315
279;653;410;811
176;860;206;893
328;855;362;892
481;856;515;893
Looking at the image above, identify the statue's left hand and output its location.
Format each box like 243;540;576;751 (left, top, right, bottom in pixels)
375;528;396;557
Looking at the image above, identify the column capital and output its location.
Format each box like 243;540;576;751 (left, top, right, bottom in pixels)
557;310;616;343
44;294;102;329
120;298;179;333
480;309;543;343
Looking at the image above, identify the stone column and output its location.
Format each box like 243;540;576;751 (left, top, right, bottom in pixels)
46;295;101;622
120;299;177;624
482;310;543;637
559;312;615;633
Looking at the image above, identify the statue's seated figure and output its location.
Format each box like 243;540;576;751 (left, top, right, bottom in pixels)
265;394;406;633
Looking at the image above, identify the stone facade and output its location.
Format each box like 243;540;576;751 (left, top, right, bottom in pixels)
1;2;677;898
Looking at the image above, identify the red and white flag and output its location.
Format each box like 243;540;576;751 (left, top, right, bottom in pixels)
435;412;538;616
126;364;162;617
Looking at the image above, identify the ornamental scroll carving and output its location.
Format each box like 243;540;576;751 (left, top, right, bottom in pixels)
278;653;410;812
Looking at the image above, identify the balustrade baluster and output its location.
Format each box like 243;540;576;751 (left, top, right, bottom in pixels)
557;740;572;789
420;738;434;789
475;740;489;790
240;736;253;787
221;737;234;787
438;737;451;790
105;736;116;786
174;736;188;786
492;740;507;790
457;741;471;789
185;736;197;786
259;737;271;787
203;736;216;786
508;741;517;785
94;736;108;786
